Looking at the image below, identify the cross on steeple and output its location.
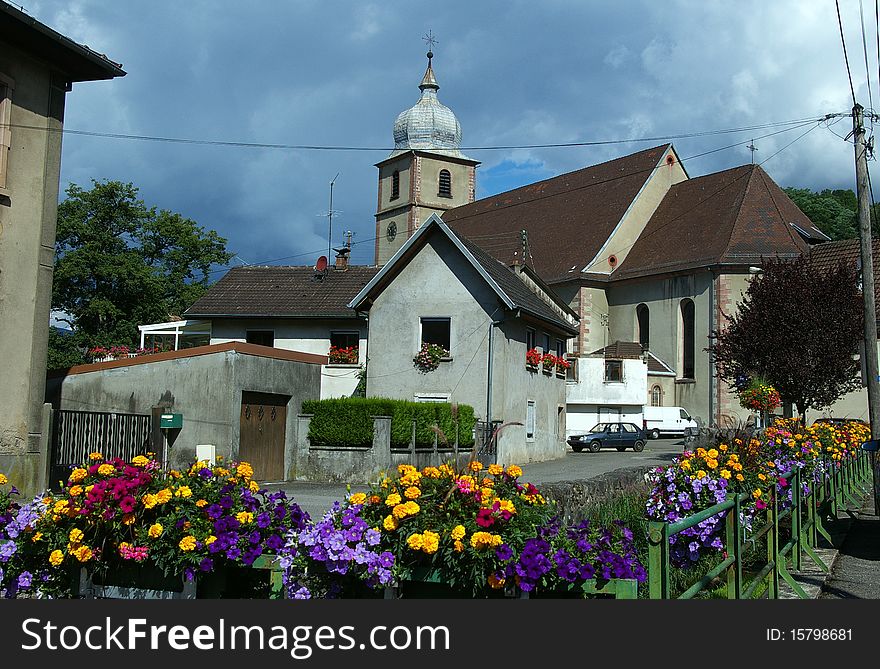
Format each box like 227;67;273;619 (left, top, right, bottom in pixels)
423;30;438;55
747;139;758;164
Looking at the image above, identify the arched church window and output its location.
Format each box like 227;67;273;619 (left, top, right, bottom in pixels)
438;169;452;198
636;303;649;350
680;298;695;379
651;385;663;407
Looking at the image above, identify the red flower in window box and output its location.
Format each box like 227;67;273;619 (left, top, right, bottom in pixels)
555;357;571;371
328;345;359;364
526;348;543;367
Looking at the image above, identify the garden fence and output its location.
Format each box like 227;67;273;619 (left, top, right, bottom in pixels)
647;449;873;599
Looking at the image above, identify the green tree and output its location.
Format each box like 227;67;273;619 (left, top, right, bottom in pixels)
709;255;863;418
50;180;232;366
783;187;858;240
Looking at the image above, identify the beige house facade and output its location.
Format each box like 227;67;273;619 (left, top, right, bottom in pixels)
0;3;124;495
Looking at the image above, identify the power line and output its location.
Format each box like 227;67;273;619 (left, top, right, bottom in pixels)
860;0;875;114
838;0;859;106
1;115;836;153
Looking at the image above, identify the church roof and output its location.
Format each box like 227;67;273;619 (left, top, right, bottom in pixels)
184;265;379;319
442;145;672;282
613;164;815;279
388;52;475;161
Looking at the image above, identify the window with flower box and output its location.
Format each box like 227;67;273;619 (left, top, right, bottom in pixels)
329;331;359;364
420;317;451;355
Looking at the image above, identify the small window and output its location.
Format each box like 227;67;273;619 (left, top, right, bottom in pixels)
526;400;536;441
680;298;695;379
566;357;578;382
526;328;536;351
438;169;452;198
604;360;623;382
391;170;400;201
246;330;274;347
541;333;551;353
555;339;565;358
636;303;650;350
0;74;13;191
421;317;451;351
651;384;663;407
329;331;359;363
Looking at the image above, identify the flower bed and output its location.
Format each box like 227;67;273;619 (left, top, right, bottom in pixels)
0;454;308;598
645;418;869;566
281;461;645;598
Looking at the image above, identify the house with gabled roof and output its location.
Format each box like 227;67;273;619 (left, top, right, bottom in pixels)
350;214;578;464
443;146;828;428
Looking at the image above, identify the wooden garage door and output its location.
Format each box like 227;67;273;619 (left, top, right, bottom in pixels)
239;392;289;481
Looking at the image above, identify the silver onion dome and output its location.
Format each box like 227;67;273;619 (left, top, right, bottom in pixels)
389;52;473;160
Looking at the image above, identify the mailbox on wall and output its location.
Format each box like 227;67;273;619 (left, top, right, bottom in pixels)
160;413;183;429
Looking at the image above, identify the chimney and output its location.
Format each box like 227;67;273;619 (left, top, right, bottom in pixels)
333;246;350;271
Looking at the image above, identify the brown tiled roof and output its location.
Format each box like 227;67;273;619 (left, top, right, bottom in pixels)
443;145;672;282
646;352;676;375
185;265;379;318
809;237;880;315
613;165;810;280
591;341;644;358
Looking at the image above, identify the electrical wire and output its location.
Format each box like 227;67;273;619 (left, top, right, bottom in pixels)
860;0;875;115
838;0;859;107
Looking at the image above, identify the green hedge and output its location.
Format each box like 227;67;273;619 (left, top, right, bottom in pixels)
302;397;476;448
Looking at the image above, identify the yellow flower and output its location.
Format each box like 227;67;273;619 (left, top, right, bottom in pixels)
696;448;707;458
482;477;495;488
488;464;504;476
148;523;163;538
450;525;466;540
421;466;441;479
400;470;422;487
696;470;707;479
403;501;419;516
88;452;103;461
439;463;455;478
469;460;484;472
69;468;88;484
131;455;149;467
122;513;136;526
179;536;197;552
488;574;505;589
453;540;464;552
349;492;367;505
236;462;254;480
680;460;692;471
73;545;93;562
758;473;767;481
707;449;719;459
175;486;192;499
719;444;728;452
0;473;7;485
404;486;421;500
720;470;731;480
69;528;84;544
97;463;115;476
753;488;763;499
498;499;517;515
421;531;440;554
196;499;208;508
156;489;172;504
49;549;64;567
736;473;745;482
470;532;502;549
31;532;43;542
398;463;417;475
406;533;424;551
249;480;260;493
142;494;158;509
236;511;254;524
383;515;399;531
69;485;83;497
385;493;402;507
169;470;181;479
205;535;217;545
506;465;523;478
706;459;719;469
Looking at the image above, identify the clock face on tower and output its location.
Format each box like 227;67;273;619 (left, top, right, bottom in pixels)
386;222;397;242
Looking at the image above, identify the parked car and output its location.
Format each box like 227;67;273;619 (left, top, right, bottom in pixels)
567;422;647;453
642;406;698;439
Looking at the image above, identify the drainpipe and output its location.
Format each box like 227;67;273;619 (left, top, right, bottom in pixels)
708;270;716;427
486;314;505;428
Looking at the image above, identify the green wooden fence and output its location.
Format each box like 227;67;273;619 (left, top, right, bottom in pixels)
647;450;872;599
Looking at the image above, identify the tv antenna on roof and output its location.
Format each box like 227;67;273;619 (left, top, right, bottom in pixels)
317;173;341;265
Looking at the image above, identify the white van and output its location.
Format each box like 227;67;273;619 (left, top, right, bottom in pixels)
642;406;698;439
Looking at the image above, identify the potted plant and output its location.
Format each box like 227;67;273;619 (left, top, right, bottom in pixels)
541;352;557;375
526;347;542;370
555;356;571;377
328;345;359;364
413;343;449;373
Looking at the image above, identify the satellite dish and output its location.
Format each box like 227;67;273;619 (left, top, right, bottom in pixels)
315;255;328;272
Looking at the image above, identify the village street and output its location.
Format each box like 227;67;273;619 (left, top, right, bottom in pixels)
269;438;685;519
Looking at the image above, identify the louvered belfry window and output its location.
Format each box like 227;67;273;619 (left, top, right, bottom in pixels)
438;169;452;198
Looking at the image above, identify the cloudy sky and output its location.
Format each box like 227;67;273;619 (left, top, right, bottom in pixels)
22;0;880;270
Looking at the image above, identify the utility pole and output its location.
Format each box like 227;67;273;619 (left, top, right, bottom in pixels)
853;103;880;514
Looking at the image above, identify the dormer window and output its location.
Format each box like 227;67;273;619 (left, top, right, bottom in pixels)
438;169;452;198
391;170;400;200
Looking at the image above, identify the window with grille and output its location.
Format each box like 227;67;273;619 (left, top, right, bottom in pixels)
438;169;452;198
526;400;536;441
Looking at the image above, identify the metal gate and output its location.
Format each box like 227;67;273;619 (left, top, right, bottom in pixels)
476;420;501;464
50;409;152;487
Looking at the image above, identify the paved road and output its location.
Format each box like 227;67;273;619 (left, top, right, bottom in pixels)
265;438;686;519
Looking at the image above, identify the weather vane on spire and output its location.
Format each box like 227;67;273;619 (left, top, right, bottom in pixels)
423;29;438;55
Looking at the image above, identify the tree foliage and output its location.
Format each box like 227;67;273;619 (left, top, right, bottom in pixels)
50;180;232;366
783;186;880;240
709;255;863;417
